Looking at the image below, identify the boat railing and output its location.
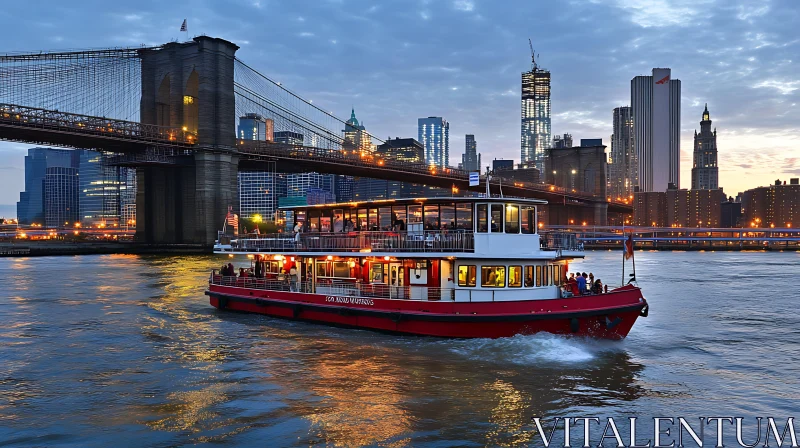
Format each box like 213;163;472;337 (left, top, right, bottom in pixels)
218;230;475;253
209;272;456;301
540;231;584;252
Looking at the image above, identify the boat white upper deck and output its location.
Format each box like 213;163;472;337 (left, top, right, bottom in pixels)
215;197;584;259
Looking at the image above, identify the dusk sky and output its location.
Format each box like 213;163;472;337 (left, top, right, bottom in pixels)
0;0;798;209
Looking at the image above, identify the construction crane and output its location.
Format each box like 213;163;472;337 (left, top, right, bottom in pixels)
528;38;539;70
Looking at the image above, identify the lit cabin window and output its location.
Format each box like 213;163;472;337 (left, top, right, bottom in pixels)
505;204;520;233
508;266;522;287
481;266;505;287
524;266;534;287
458;265;476;287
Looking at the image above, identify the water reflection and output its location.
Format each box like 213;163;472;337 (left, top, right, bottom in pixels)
3;252;795;446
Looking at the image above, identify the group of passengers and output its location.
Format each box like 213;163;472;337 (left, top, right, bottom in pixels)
563;272;605;297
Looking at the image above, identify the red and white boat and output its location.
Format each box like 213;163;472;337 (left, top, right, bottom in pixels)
208;197;648;339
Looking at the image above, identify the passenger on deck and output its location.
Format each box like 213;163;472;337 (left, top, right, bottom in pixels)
345;219;354;232
221;264;228;276
582;272;589;292
239;268;246;278
293;222;302;245
592;279;603;294
589;273;595;287
575;273;586;295
567;274;579;296
227;263;234;277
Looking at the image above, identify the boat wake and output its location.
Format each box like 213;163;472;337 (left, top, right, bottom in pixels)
443;333;620;365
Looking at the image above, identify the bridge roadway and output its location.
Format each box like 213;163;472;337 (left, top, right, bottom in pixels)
0;102;632;214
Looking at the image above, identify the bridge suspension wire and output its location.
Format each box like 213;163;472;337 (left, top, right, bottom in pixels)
0;47;155;122
233;58;384;150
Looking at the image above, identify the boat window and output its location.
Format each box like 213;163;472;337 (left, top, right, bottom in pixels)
392;206;407;230
456;202;473;230
316;261;328;277
505;204;520;234
370;263;386;283
508;266;522;288
490;204;503;232
333;262;351;278
295;210;306;230
424;205;439;230
379;207;392;231
476;204;488;232
368;208;379;231
357;208;367;230
544;265;550;285
440;204;455;230
521;206;536;234
536;266;542;287
524;266;534;287
333;209;344;232
320;216;331;232
458;265;476;287
481;266;505;287
408;205;422;223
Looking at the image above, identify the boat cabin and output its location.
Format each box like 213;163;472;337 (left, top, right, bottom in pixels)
214;197;585;302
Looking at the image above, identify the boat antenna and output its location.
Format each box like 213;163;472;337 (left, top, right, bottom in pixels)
485;166;491;197
498;176;504;198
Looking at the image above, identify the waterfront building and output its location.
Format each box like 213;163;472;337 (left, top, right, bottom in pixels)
609;106;637;200
741;179;800;228
633;191;667;227
120;168;136;227
521;56;551;171
580;139;603;147
492;159;514;172
286;173;334;198
462;134;480;172
238;169;286;223
376;137;425;164
721;198;742;228
631;68;681;191
493;164;541;185
44;167;79;228
343;109;372;153
237;113;274;141
78;150;126;227
544;144;608;198
17;147;77;224
334;175;354;202
274;131;304;145
418;117;449;168
633;187;726;227
552;134;572;149
691;104;719;190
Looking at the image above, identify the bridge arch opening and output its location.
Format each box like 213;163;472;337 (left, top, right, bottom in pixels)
156;75;171;127
184;69;199;135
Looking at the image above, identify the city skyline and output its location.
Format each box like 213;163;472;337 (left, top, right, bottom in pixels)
0;0;798;207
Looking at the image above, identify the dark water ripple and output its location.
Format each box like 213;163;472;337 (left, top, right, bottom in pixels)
0;251;799;447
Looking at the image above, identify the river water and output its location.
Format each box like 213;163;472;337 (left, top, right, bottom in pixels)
1;251;799;447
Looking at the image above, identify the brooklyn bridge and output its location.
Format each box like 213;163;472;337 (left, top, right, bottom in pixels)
0;36;630;245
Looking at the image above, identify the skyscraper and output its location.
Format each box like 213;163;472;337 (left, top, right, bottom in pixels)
462;134;480;172
418;117;449;168
609;106;637;198
17;147;76;224
691;104;719;190
274;131;304;145
237;113;274;141
343;109;372;153
44;167;79;227
521;54;551;171
79;150;124;226
631;68;681;192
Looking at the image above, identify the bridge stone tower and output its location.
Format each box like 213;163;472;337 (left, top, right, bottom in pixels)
137;36;239;245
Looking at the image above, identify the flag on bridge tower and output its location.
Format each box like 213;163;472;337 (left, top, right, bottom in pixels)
180;19;187;32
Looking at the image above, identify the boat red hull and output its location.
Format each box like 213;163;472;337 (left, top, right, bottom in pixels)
206;283;647;339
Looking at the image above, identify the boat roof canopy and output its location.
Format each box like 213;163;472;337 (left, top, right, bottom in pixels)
279;196;548;211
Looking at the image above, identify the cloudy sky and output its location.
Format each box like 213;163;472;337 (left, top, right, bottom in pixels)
0;0;798;208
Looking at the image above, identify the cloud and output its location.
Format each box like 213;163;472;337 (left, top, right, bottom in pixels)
753;80;800;95
453;1;475;12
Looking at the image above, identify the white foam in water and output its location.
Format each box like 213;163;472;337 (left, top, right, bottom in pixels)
446;333;608;365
